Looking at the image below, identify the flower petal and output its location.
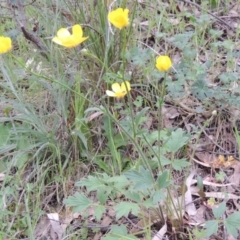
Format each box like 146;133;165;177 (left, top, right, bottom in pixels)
111;83;121;92
0;36;12;54
123;9;129;17
156;56;172;72
75;37;89;45
121;81;131;92
72;24;83;38
52;37;63;45
108;8;129;29
106;90;116;97
57;28;71;38
114;92;127;98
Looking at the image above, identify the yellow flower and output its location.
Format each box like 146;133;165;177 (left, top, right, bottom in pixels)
108;8;129;30
52;24;88;48
106;81;131;98
156;56;172;72
0;36;12;54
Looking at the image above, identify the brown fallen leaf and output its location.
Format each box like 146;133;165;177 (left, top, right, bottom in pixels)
185;171;197;216
34;215;51;239
192;154;238;169
188;205;206;227
152;222;167;240
0;173;5;181
162;106;180;128
227;162;240;193
191;190;240;200
87;111;103;122
93;214;113;239
191;179;233;188
47;213;66;239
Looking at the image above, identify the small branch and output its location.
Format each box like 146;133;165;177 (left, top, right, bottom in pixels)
21;27;49;60
179;0;236;32
8;0;49;60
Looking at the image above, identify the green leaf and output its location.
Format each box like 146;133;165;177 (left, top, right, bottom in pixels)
191;79;214;100
14;152;29;169
142;198;155;208
97;188;108;204
204;220;218;237
192;228;206;239
113;133;128;148
72;129;88;150
93;205;106;221
225;212;240;238
125;47;152;66
102;225;138;240
157;170;170;189
215;171;226;182
111;225;128;235
219;72;238;84
114;202;140;220
108;175;130;189
152;190;165;204
124;191;142;202
0;124;10;147
124;166;154;190
212;202;226;219
95;159;112;174
225;223;238;238
75;176;106;191
133;96;143;108
64;193;91;212
152;155;171;166
196;175;203;190
135;107;150;126
172;158;190;171
170;32;194;50
210;0;217;9
165;128;190;152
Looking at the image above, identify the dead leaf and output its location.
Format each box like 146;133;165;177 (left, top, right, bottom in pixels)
162;106;179;128
34;215;51;239
93;215;112;239
47;213;65;239
227;162;240;193
194;152;216;167
185;171;197;216
152;222;167;240
191;179;233;188
228;235;237;240
192;191;240;200
192;154;237;169
188;205;206;227
87;111;103;122
0;173;5;181
143;115;153;130
192;156;211;168
93;232;103;240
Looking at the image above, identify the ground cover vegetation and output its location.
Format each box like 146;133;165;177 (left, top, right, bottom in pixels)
1;0;240;239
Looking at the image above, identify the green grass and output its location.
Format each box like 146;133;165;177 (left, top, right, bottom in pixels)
1;0;240;239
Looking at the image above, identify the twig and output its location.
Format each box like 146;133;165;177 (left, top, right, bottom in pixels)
8;0;49;60
21;26;49;60
24;0;37;6
179;0;236;32
197;122;230;154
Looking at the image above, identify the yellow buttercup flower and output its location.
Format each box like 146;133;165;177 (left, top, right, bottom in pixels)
106;81;131;98
108;8;129;30
52;24;88;48
0;36;12;54
156;56;172;72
